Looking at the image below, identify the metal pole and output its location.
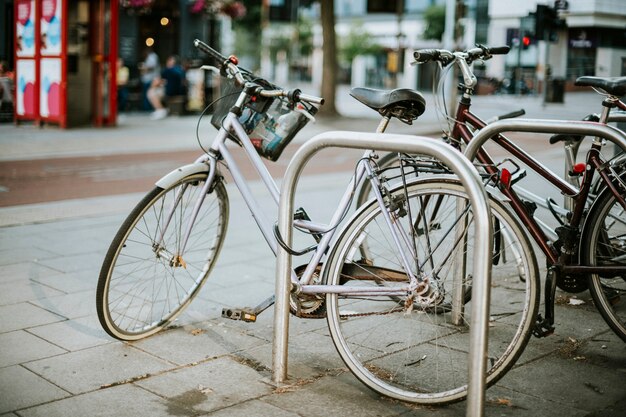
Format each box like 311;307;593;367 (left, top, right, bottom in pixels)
464;119;626;163
274;132;493;417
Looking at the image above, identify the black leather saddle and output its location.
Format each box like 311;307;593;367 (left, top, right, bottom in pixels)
350;87;426;124
575;76;626;97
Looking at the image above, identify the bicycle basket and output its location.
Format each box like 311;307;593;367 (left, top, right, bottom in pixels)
210;75;317;162
247;98;317;161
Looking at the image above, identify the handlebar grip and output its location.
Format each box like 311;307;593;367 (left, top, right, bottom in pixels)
297;92;325;106
498;109;525;120
413;49;439;63
488;46;510;55
194;39;227;66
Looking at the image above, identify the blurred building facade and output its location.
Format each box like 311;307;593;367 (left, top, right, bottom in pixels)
486;0;626;93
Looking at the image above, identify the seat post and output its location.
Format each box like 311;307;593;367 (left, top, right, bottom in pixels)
376;115;391;133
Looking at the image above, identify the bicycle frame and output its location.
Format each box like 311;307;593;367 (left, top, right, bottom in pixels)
453;100;626;270
162;93;423;298
453;105;626;277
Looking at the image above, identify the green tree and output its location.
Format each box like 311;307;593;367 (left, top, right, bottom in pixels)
232;0;262;68
340;23;384;64
423;4;446;42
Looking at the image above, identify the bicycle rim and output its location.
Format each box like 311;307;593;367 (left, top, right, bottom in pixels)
97;173;228;340
583;188;626;341
324;178;539;404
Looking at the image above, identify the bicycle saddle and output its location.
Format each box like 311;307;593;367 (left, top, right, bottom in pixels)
575;76;626;97
350;87;426;124
549;113;600;144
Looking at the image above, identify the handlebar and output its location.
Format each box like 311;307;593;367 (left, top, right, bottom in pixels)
413;45;510;65
193;39;227;66
413;45;510;88
194;39;245;85
194;38;324;107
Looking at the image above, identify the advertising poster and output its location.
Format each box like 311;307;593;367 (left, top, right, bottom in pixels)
16;59;36;116
41;0;63;56
16;0;36;58
40;58;62;118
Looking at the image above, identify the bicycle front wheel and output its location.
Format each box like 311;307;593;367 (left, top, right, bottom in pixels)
324;178;539;404
97;173;229;341
581;187;626;342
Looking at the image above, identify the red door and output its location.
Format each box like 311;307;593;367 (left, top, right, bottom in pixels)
91;0;118;126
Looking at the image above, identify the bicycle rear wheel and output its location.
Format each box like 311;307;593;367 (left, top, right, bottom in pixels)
96;173;228;341
324;178;539;404
581;187;626;342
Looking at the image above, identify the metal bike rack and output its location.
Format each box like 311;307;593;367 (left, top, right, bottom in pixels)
274;131;493;417
465;119;626;162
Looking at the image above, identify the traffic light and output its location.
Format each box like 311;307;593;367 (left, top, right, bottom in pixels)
521;32;533;49
534;4;565;41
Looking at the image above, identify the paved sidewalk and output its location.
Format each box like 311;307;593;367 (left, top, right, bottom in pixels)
1;89;625;416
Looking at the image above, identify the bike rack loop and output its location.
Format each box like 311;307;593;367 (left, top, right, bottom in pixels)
274;131;493;417
464;119;626;162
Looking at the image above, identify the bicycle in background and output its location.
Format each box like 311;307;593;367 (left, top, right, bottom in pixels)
351;45;626;341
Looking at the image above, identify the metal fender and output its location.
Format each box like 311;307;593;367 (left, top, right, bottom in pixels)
155;162;210;189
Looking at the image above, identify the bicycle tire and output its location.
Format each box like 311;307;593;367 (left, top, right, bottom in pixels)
324;177;539;404
96;173;229;341
581;186;626;342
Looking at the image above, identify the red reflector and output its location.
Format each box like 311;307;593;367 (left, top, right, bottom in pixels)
228;55;239;65
573;163;586;174
500;169;511;187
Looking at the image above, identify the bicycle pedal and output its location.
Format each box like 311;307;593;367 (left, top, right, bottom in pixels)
531;315;555;338
222;308;257;322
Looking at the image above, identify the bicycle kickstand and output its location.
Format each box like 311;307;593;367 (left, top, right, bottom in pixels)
221;295;275;323
532;266;557;338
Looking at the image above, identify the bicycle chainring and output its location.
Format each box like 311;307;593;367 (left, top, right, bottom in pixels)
291;264;326;318
556;274;589;293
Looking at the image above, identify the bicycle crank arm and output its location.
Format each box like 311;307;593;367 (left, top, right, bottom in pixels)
221;295;275;323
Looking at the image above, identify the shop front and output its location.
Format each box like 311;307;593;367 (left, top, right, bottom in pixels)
14;0;118;127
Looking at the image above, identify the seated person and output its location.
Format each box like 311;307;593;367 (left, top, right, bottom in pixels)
147;55;186;120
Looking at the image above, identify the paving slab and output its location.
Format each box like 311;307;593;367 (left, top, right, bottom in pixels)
0;246;58;267
0;261;60;286
0;366;69;414
207;399;301;417
34;252;104;275
496;350;626;413
131;322;268;366
236;329;345;381
26;315;112;352
17;384;179;417
0;330;67;368
23;343;173;395
135;356;273;414
262;371;412;417
30;289;97;320
29;269;98;294
482;385;588;417
0;302;65;333
0;279;65;305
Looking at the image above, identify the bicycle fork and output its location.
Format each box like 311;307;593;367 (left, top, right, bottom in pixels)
363;160;439;306
154;154;219;266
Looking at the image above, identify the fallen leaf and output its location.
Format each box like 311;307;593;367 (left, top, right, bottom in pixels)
198;384;213;394
190;328;205;336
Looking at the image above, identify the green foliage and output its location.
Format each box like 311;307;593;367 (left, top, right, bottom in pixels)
297;17;314;56
340;23;384;63
423;4;445;41
231;0;261;34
